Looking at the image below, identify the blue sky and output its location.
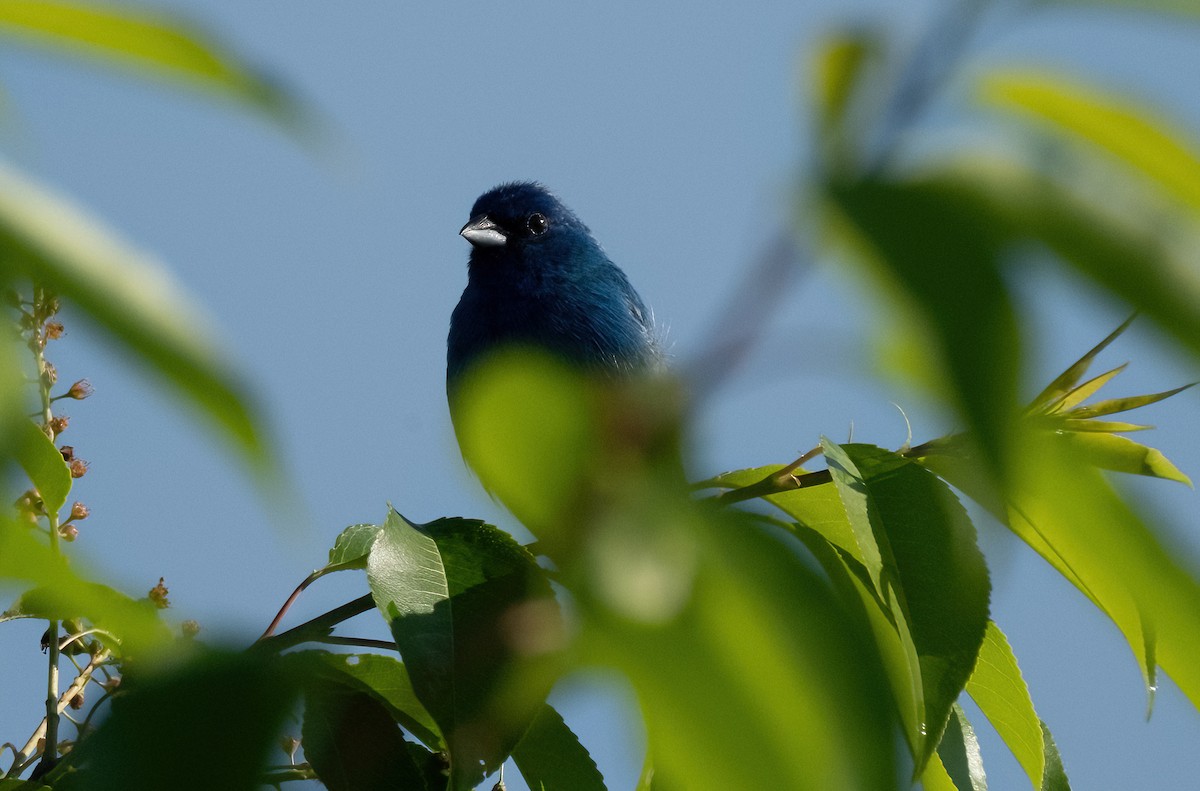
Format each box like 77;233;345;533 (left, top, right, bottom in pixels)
2;1;1200;788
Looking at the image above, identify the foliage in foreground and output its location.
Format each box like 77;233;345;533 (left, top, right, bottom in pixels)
3;1;1200;790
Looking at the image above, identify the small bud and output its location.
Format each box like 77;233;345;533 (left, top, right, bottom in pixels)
59;524;79;542
34;294;60;322
59;445;74;462
492;782;506;791
279;735;300;761
66;380;93;400
41;362;57;387
102;676;121;691
69;458;89;478
181;619;201;638
44;322;64;341
69;693;84;710
40;629;51;652
148;577;170;609
49;415;69;436
69;502;89;522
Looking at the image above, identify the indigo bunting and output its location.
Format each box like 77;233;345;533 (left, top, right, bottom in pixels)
447;182;661;391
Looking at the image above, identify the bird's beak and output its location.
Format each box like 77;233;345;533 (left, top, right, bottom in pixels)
459;214;507;247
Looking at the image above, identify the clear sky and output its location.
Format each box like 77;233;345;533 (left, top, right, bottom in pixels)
2;1;1199;789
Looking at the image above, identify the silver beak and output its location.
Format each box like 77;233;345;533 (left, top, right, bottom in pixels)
459;214;508;247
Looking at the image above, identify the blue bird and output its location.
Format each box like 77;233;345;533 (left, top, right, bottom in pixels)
447;182;661;393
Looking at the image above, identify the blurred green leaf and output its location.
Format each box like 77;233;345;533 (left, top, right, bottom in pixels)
0;0;313;134
921;753;961;791
813;30;877;129
826;176;1020;477
67;649;295;790
511;703;607;791
298;650;443;752
825;441;991;773
15;418;70;514
0;160;269;471
937;704;987;791
982;71;1200;213
325;522;382;571
302;677;433;791
1066;384;1194;419
1055;431;1191;485
966;622;1046;791
580;503;897;790
1043;0;1200;16
366;509;560;790
1057;419;1151;433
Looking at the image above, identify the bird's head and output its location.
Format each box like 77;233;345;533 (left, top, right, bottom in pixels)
459;182;595;266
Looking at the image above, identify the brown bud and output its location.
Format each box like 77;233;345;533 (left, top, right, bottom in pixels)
44;322;64;341
148;577;170;609
279;735;300;760
102;676;121;691
69;693;84;710
69;458;89;478
69;502;89;521
41;362;57;387
49;415;69;436
181;619;201;638
59;524;79;542
59;445;74;462
66;380;93;400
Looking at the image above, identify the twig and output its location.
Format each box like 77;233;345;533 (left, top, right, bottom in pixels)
254;594;375;654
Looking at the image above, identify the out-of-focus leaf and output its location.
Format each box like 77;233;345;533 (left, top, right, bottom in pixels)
1066;384;1194;419
366;509;560;790
511;704;607;791
1043;0;1200;17
982;71;1200;213
825;441;990;772
325;522;382;571
67;649;296;790
1056;431;1191;485
937;704;987;791
826;176;1020;477
1057;419;1151;433
1026;316;1134;412
580;502;896;790
921;753;961;791
302;678;432;791
297;650;442;752
813;30;877;130
0;161;269;471
15;418;70;513
0;0;312;134
0;522;169;650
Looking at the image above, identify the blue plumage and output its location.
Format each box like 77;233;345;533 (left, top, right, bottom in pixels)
447;182;661;390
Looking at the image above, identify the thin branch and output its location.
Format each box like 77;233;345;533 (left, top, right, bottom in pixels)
259;569;325;639
253;594;375;654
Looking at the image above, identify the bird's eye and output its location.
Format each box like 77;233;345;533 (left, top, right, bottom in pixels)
526;212;548;236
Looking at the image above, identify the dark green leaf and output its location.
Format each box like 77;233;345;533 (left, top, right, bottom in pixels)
1039;720;1072;791
366;510;560;790
15;418;70;514
511;704;606;791
938;704;987;791
302;678;433;791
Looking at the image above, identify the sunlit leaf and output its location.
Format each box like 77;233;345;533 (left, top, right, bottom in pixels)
325;522;382;571
937;704;987;791
366;510;560;790
14;418;70;514
0;160;269;471
511;704;607;791
1026;316;1134;413
1049;364;1127;414
966;622;1046;790
1055;431;1191;485
302;678;433;791
0;0;314;134
1066;384;1194;419
1057;419;1151;433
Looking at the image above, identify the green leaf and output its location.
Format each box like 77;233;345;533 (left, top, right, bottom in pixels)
15;418;70;514
0;0;312;134
0;161;269;471
511;704;607;791
982;71;1200;214
1049;364;1128;414
1065;384;1194;419
826;176;1020;477
302;678;433;791
1057;419;1151;433
1054;431;1191;485
824;441;991;773
366;510;560;790
1038;720;1072;791
813;30;878;131
326;522;382;571
1026;316;1134;413
298;650;443;752
1042;0;1200;17
67;649;296;790
581;504;897;790
937;704;988;791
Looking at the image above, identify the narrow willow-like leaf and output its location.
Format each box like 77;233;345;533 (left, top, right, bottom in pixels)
302;679;431;791
366;510;559;790
1056;431;1191;485
982;72;1200;213
1066;384;1194;419
1049;364;1127;413
1057;419;1151;433
1027;317;1134;412
966;622;1045;790
511;704;607;791
15;418;70;514
0;0;311;133
938;704;988;791
0;161;268;470
1039;720;1072;791
813;30;878;131
325;522;382;570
